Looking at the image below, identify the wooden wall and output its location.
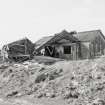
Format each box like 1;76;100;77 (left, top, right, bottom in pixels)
80;35;105;59
80;42;90;59
2;39;34;59
52;43;80;60
89;35;105;57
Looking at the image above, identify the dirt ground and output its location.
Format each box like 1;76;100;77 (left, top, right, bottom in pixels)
0;56;105;105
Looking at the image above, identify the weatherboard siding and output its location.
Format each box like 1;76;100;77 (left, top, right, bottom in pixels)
80;35;105;59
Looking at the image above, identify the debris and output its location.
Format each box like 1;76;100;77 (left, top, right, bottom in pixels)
0;56;105;105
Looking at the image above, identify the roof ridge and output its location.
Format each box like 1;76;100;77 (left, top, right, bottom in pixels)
77;29;101;34
6;37;31;45
41;36;53;38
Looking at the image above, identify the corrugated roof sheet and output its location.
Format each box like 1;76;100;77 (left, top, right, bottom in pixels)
35;30;79;50
48;30;79;44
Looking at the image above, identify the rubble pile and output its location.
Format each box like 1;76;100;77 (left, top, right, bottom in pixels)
0;57;105;104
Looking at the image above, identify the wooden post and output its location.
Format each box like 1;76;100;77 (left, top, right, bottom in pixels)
1;49;4;61
25;38;27;54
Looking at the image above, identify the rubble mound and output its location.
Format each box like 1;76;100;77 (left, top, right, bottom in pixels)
0;56;105;104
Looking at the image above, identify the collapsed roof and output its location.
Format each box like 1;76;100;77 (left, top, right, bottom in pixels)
2;37;34;61
35;29;105;51
35;30;79;51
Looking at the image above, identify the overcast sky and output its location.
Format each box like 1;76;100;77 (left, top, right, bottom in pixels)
0;0;105;47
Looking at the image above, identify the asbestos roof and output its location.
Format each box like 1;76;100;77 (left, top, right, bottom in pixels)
35;36;53;49
74;30;104;42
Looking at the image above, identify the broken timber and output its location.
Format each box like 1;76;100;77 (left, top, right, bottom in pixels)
1;37;34;62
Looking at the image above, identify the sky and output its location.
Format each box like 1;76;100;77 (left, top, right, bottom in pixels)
0;0;105;47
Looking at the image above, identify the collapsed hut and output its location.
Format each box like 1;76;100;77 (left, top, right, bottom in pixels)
1;37;34;62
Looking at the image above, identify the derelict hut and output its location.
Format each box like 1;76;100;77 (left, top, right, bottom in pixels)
35;30;80;60
2;37;34;62
74;30;105;59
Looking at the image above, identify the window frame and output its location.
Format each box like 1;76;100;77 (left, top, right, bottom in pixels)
63;45;72;54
